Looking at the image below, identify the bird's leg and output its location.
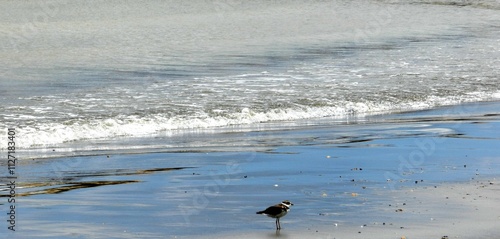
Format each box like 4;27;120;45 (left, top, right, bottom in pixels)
277;218;281;230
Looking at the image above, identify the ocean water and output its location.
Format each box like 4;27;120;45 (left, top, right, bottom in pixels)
1;0;499;157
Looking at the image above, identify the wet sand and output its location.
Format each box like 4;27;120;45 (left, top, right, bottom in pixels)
214;179;500;239
2;102;500;238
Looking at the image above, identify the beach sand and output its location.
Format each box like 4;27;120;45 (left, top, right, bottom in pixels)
213;179;500;239
3;102;500;238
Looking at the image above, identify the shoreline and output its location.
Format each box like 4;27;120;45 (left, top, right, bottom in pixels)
11;100;500;161
2;101;500;238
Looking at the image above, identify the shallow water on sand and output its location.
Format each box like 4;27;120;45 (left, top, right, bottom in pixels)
2;102;498;238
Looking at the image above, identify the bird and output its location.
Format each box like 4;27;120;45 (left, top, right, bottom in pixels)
256;200;294;230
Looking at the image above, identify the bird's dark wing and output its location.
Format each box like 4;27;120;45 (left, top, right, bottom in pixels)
257;205;284;215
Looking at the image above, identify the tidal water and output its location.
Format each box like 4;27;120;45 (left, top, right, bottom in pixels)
0;0;499;157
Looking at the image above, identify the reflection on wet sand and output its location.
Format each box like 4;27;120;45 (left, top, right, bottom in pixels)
67;166;194;178
0;167;191;197
16;180;140;197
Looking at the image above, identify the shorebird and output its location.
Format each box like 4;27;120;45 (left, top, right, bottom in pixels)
256;200;294;230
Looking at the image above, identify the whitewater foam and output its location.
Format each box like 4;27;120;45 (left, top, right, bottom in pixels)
8;91;496;150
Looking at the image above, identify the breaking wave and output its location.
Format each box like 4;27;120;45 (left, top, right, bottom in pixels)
12;92;499;149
